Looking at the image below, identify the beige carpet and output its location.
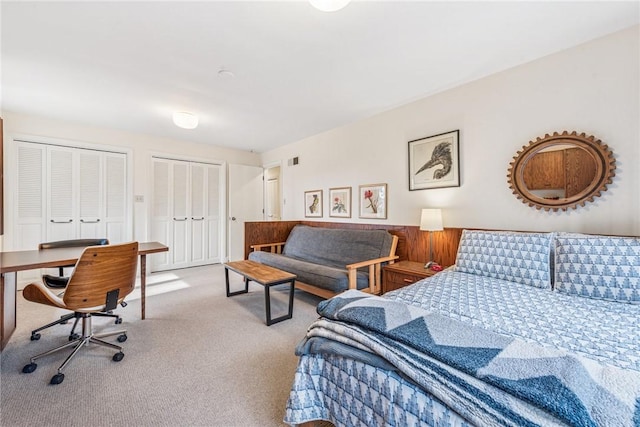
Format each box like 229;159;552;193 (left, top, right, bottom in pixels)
0;264;326;427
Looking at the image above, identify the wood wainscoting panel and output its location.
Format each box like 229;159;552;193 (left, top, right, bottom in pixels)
244;221;301;260
245;221;464;268
404;227;462;268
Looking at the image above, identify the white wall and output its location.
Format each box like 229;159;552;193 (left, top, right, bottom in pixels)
261;25;640;236
1;113;261;250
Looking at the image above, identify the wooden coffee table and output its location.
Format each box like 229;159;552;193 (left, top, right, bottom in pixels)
224;260;296;326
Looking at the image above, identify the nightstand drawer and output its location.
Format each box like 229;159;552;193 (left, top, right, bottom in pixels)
386;271;424;287
382;260;437;294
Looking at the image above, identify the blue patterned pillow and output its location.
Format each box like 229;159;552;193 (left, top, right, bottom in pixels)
555;233;640;304
454;230;552;289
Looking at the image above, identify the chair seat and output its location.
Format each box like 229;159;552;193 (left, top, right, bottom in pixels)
42;275;69;289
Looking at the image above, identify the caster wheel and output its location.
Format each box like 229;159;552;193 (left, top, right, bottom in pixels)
68;333;80;341
30;333;41;341
22;363;37;374
113;352;124;362
117;334;127;343
115;318;122;324
50;373;64;385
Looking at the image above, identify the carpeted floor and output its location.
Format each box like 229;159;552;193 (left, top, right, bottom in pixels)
0;264;326;427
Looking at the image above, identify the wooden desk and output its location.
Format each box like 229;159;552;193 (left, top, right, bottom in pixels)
0;241;168;350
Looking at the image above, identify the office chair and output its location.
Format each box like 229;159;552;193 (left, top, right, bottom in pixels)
31;239;123;342
22;242;139;385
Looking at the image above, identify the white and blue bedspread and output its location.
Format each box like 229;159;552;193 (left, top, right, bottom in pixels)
389;270;640;371
285;271;640;427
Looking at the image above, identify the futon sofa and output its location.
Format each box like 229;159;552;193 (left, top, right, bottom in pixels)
248;225;399;298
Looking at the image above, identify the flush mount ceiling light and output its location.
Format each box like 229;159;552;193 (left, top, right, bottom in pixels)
309;0;351;12
172;111;198;129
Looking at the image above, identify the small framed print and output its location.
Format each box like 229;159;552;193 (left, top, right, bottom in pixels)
329;187;351;218
304;190;323;218
409;130;460;190
359;183;387;219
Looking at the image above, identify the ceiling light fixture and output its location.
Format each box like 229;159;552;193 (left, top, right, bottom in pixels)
172;112;198;130
309;0;351;12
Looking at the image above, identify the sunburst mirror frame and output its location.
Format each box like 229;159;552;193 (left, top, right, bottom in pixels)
507;131;616;212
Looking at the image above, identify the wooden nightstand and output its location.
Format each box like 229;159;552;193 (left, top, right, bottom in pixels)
383;260;438;293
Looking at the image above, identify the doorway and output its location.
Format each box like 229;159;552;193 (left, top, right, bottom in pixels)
264;165;281;221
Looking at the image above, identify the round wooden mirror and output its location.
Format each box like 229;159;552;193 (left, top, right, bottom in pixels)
507;131;616;211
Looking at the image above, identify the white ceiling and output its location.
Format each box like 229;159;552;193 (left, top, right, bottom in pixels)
2;1;638;153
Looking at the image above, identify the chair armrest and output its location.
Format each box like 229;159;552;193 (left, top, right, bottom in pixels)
250;242;286;254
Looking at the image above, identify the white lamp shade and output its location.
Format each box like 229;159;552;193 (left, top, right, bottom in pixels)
172;112;199;129
309;0;351;12
420;208;443;231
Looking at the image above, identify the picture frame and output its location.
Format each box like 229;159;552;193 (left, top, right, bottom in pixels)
329;187;351;218
359;183;387;219
408;129;460;190
304;189;323;217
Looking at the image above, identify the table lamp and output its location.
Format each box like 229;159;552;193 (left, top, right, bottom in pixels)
420;208;443;269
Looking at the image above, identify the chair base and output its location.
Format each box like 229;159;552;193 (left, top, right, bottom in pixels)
30;311;121;341
23;313;127;385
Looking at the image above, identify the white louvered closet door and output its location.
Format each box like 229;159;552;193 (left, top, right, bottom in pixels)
47;146;76;241
78;150;102;238
171;161;190;268
206;164;221;263
15;141;129;247
151;159;171;270
16;142;46;250
151;158;223;271
190;163;206;265
103;153;127;242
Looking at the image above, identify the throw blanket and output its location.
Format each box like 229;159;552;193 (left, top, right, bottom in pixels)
299;290;640;427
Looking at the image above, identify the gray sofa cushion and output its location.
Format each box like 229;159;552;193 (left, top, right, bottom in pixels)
248;251;370;293
282;225;394;269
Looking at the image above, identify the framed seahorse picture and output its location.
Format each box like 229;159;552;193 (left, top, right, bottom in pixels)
304;189;323;218
408;130;460;190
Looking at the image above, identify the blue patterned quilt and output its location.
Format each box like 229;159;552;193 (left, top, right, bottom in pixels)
299;289;640;427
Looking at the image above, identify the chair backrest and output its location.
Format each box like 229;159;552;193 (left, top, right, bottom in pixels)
39;238;109;250
39;239;110;275
63;242;138;311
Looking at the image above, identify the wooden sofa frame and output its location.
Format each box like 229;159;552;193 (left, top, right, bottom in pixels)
250;234;399;299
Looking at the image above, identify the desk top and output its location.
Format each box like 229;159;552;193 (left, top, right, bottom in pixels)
0;241;168;273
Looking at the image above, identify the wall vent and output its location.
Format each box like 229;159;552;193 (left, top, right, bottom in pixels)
287;156;299;166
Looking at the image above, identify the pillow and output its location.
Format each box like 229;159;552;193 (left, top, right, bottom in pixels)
454;229;553;289
554;233;640;304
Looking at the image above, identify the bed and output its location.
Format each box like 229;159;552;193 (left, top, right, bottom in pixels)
283;230;640;427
